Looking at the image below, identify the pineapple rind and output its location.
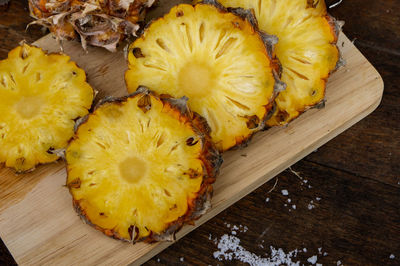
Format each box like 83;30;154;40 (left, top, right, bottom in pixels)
0;44;94;172
216;0;340;126
125;2;280;151
28;0;156;51
67;88;221;242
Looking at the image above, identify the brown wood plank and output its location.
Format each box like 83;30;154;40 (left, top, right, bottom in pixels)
305;2;400;185
0;0;43;59
0;0;396;265
327;0;400;53
145;160;400;265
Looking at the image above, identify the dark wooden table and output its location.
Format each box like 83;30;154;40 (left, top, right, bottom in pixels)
1;0;399;265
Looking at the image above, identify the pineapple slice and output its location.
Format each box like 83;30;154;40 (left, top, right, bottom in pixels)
125;2;281;151
0;44;94;172
217;0;340;125
66;88;222;242
29;0;156;51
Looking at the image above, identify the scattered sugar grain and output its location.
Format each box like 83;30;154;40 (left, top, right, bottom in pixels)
281;189;289;196
266;197;270;202
390;254;395;259
213;234;301;266
292;205;297;210
180;257;184;262
303;248;307;252
316;197;321;201
287;198;292;203
337;260;342;265
323;252;328;256
307;255;318;264
318;247;322;254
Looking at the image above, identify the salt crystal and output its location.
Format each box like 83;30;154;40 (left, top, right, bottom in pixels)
337;260;342;265
281;189;289;196
303;248;307;252
292;205;296;210
316;197;321;201
232;225;239;230
318;247;322;254
209;234;212;240
323;252;328;256
284;204;288;207
308;185;312;188
288;198;292;203
157;258;160;262
389;254;395;259
180;257;184;262
232;231;237;235
243;226;248;232
303;180;308;184
316;264;322;266
307;255;318;264
266;198;270;202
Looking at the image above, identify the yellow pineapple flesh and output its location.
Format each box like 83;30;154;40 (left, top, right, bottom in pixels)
217;0;340;125
125;3;279;152
0;44;94;172
66;88;221;242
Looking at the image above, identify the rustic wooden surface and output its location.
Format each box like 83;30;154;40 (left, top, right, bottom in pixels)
0;0;398;265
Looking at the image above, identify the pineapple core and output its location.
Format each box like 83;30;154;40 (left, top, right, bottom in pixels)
119;156;148;184
15;96;45;119
178;62;215;98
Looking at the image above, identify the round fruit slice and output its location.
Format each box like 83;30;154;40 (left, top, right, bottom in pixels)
0;43;94;172
217;0;340;126
125;2;281;151
66;88;222;242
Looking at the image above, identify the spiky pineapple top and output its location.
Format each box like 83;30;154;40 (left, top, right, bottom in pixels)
126;2;282;152
29;0;155;51
66;88;222;242
217;0;340;126
0;43;94;172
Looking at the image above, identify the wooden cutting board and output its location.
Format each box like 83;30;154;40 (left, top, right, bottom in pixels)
0;4;383;266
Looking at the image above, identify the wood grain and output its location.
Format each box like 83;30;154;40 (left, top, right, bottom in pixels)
0;31;383;265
